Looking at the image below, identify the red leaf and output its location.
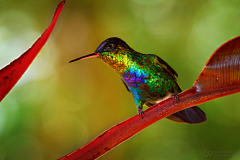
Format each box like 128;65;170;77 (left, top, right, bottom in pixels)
194;36;240;91
58;36;240;160
0;0;66;102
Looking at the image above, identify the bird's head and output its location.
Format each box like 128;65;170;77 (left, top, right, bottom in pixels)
69;37;133;63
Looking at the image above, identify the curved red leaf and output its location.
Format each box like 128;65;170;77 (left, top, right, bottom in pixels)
0;0;66;102
193;36;240;91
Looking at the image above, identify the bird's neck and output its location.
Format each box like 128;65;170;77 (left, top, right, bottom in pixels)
99;50;137;75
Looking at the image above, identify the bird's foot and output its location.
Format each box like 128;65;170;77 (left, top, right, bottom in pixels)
172;92;180;104
138;108;145;119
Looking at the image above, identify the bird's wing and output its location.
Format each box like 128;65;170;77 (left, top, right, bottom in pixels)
153;55;182;92
154;55;178;78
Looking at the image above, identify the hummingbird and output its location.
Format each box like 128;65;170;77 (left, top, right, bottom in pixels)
70;37;206;123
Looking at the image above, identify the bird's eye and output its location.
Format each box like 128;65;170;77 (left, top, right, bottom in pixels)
105;44;114;51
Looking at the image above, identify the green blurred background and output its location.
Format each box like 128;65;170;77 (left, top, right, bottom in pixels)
1;0;240;160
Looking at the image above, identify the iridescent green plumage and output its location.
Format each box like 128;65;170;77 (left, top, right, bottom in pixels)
70;37;206;123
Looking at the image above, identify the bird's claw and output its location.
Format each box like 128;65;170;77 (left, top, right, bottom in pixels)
138;108;145;119
172;92;180;104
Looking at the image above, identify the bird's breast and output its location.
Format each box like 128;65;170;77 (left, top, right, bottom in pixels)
122;67;149;88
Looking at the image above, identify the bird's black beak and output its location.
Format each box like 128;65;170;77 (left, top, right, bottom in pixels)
69;53;100;63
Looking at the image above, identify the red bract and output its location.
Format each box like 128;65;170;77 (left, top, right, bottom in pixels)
194;36;240;91
59;36;240;160
0;0;66;102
